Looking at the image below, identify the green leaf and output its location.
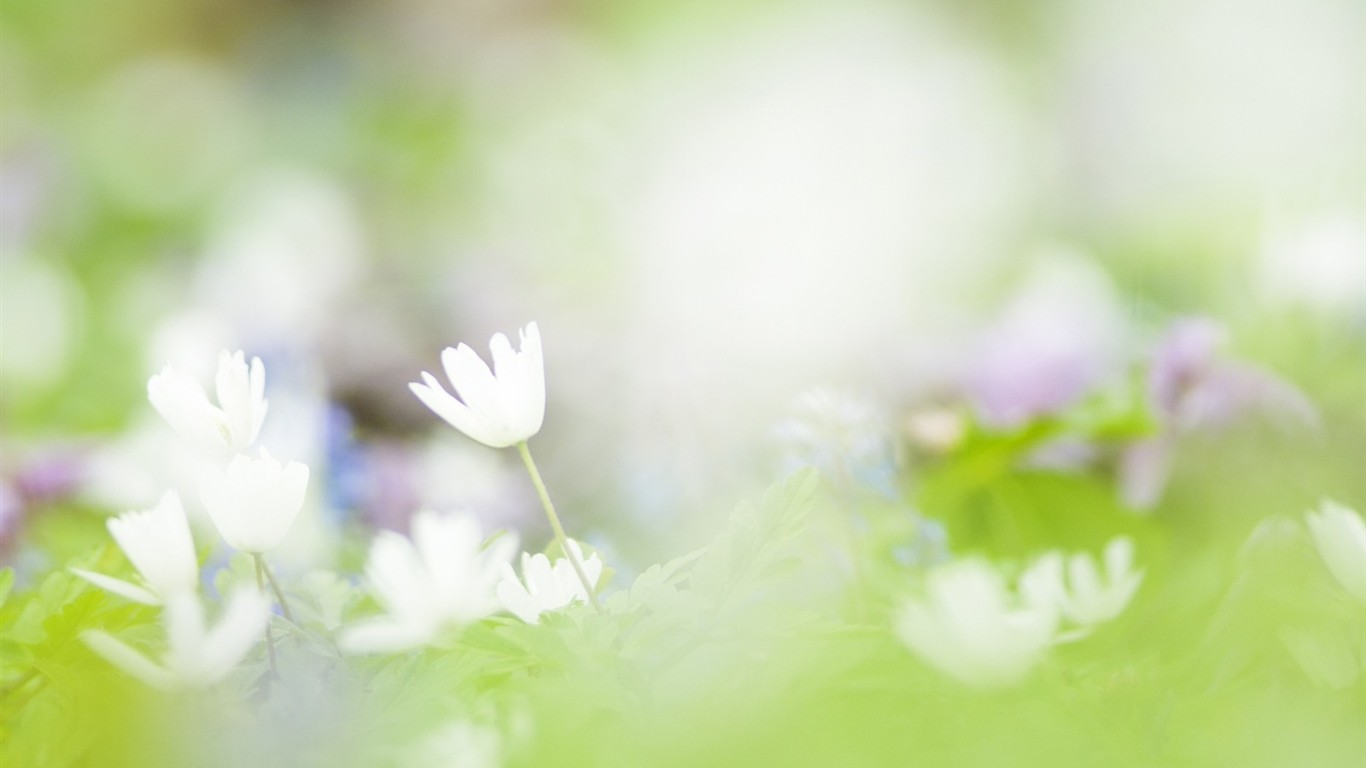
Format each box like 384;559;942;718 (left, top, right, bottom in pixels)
213;552;259;598
0;568;13;609
689;468;820;607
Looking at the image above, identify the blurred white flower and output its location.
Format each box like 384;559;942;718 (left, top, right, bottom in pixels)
339;511;517;654
148;349;267;455
405;721;501;768
1280;626;1361;690
409;323;545;449
1020;537;1144;629
71;490;197;605
199;449;309;554
1257;215;1366;315
895;558;1059;688
497;539;603;624
1305;500;1366;604
82;590;268;690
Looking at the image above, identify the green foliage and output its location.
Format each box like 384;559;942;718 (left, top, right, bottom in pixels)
4;396;1365;767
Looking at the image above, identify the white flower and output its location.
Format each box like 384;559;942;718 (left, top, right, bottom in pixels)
406;721;502;768
895;558;1059;688
1306;500;1366;604
71;490;198;605
148;350;268;455
82;590;268;690
199;449;309;554
1020;537;1144;628
409;323;545;448
497;539;603;624
339;511;517;654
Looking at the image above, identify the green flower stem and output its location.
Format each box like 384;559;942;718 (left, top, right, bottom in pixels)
258;557;295;624
516;441;602;612
253;554;279;677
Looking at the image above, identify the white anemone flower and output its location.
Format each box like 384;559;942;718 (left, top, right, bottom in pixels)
82;590;269;690
497;539;603;624
406;721;502;768
1306;500;1366;604
71;490;198;605
1021;537;1144;628
199;449;309;554
409;323;545;448
148;349;268;456
895;558;1059;688
339;511;518;654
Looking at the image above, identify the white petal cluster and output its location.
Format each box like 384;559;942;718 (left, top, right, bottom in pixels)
896;538;1144;688
497;540;603;624
409;323;545;448
1306;500;1366;604
82;590;269;690
340;511;518;654
148;350;268;456
199;450;309;554
1020;537;1145;629
406;721;502;768
895;558;1059;688
71;491;198;605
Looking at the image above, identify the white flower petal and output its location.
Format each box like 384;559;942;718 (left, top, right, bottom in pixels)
1307;500;1366;603
106;490;198;600
147;350;269;455
82;631;176;690
147;366;224;455
894;558;1058;688
193;590;269;684
412;324;546;448
496;539;602;624
214;351;269;450
70;569;161;606
341;511;516;654
200;451;309;554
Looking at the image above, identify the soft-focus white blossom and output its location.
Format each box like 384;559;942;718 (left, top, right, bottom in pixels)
1306;500;1366;604
409;323;545;449
199;449;309;554
148;349;267;455
497;539;603;624
71;490;197;605
895;558;1059;688
1020;537;1144;629
405;721;502;768
339;511;517;654
81;590;268;690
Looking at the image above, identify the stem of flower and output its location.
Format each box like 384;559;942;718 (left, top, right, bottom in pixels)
516;441;602;612
253;554;279;677
259;558;295;624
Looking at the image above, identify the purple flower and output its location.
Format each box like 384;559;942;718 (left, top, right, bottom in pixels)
1120;317;1316;509
966;258;1127;428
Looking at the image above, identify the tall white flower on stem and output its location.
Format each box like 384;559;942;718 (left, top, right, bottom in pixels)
497;540;603;624
339;511;518;654
198;449;309;555
72;490;198;605
82;590;269;690
1306;500;1366;604
1020;537;1144;629
148;350;268;455
409;323;545;449
895;558;1059;688
410;323;601;612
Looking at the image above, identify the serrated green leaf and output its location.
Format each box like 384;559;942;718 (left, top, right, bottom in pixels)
213;552;259;599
